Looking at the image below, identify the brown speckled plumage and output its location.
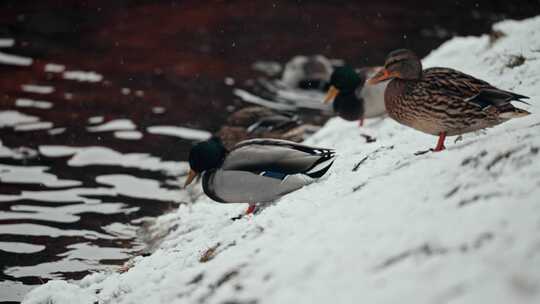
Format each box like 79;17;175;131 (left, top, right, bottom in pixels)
215;106;317;149
369;50;530;151
385;67;529;136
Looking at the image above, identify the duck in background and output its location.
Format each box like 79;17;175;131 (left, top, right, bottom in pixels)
368;49;530;152
281;55;333;91
215;106;319;150
324;66;387;126
184;137;336;215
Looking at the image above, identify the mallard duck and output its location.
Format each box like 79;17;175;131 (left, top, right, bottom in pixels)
324;66;387;126
281;55;333;90
368;49;530;151
215;106;318;150
184;137;335;214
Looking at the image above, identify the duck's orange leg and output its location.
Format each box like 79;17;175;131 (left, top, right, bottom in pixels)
245;203;257;215
433;132;447;152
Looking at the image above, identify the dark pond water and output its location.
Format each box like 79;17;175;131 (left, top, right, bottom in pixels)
1;1;540;302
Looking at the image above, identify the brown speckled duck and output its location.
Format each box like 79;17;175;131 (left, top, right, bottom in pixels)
368;49;530;151
215;106;318;150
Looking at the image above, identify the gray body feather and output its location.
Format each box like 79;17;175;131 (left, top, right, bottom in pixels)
202;138;335;204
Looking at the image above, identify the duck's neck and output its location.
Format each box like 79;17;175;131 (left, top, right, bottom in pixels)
385;78;417;117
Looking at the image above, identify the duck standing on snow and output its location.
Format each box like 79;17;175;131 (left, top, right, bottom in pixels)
368;49;530;152
184;137;336;214
215;106;318;150
324;66;387;126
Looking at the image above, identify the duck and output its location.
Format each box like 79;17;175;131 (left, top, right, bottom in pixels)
281;55;333;91
184;137;336;214
215;106;318;150
367;49;530;152
324;66;387;126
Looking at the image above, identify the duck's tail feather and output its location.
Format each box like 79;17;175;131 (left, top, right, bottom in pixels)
306;160;335;179
467;88;531;109
305;150;336;179
499;108;531;119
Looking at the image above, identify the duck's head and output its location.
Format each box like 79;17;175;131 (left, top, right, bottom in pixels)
368;49;422;84
333;91;364;121
184;137;227;187
323;66;362;104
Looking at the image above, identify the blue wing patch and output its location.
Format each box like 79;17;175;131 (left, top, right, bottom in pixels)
260;171;288;180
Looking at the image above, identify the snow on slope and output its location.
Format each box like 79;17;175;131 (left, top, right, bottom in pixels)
23;16;540;304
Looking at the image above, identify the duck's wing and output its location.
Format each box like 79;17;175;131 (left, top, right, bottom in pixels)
423;67;530;111
246;113;301;134
203;169;312;204
226;106;277;127
222;138;335;178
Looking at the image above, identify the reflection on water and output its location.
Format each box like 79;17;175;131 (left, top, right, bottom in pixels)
1;1;540;302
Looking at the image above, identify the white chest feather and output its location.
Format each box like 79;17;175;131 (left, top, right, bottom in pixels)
358;80;388;118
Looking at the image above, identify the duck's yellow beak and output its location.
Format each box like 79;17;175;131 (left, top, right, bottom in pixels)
367;68;399;85
323;86;339;104
184;169;198;187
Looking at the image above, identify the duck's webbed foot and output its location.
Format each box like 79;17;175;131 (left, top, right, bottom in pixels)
245;203;257;215
432;132;447;152
231;203;258;221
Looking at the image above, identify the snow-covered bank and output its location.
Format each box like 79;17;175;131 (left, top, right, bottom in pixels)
23;16;540;304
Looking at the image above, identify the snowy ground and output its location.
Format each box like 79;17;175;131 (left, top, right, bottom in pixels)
23;16;540;304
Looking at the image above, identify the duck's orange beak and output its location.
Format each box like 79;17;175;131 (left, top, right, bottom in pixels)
367;68;399;85
323;86;339;104
184;169;198;187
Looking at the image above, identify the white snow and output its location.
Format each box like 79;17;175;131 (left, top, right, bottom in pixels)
15;98;53;109
63;70;103;82
0;51;32;66
23;16;540;304
21;84;55;94
87;119;136;132
147;125;212;141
